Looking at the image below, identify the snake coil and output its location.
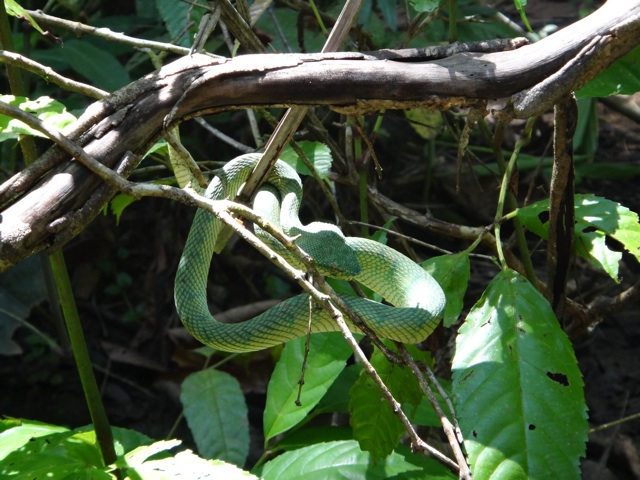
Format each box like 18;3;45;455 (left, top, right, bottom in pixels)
175;154;445;352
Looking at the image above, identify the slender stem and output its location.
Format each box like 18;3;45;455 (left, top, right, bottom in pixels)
50;252;117;466
493;117;536;279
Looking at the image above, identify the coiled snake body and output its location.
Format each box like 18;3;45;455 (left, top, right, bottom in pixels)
175;154;445;352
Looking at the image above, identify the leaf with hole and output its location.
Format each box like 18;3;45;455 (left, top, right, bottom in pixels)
452;269;588;479
516;194;640;282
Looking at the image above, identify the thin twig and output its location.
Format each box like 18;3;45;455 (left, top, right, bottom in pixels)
398;345;471;479
26;9;218;57
0;50;108;99
194;117;254;153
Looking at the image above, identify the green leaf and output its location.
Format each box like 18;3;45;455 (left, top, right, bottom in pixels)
0;418;68;461
143;139;169;159
108;193;137;225
408;0;440;14
512;0;532;32
128;445;259;479
409;378;452;427
280;141;333;180
0;256;47;355
422;251;470;327
5;0;45;34
577;163;640;181
349;348;421;463
0;427;112;479
516;194;640;281
58;39;131;92
180;369;249;466
125;439;182;466
577;45;640;98
156;0;203;47
376;0;398;31
315;363;363;415
259;440;453;480
452;269;588;479
277;426;353;452
263;333;352;442
404;108;442;140
0;95;76;142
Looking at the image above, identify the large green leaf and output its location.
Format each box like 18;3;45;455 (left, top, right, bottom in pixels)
577;45;640;98
263;333;352;441
0;418;68;461
349;347;422;463
258;440;454;480
180;369;249;466
156;0;203;47
0;256;47;355
516;194;640;282
315;363;362;415
422;251;470;327
376;0;398;31
0;95;76;142
0;427;111;479
129;449;259;479
452;269;588;479
58;39;130;92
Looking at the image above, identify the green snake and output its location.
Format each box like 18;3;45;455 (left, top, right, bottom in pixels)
174;153;445;352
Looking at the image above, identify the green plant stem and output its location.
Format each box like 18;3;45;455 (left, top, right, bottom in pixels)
494;118;536;280
0;3;116;467
484;116;537;282
447;0;457;43
354;133;370;237
50;252;117;466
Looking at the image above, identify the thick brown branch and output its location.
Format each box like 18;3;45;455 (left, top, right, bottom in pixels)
0;0;638;270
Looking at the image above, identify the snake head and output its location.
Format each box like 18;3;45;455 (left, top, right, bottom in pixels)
292;223;361;279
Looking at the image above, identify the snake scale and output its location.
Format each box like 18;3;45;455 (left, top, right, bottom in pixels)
175;153;445;352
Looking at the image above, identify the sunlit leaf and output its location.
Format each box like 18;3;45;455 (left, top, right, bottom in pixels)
280;141;333;180
258;440;454;480
0;95;76;142
516;194;640;281
452;269;588;479
422;251;471;327
5;0;44;34
264;333;352;441
512;0;532;32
